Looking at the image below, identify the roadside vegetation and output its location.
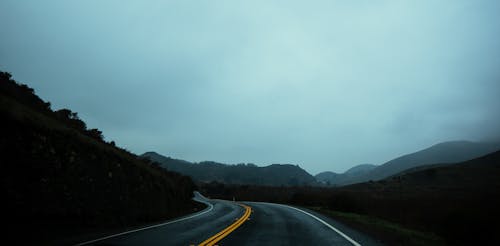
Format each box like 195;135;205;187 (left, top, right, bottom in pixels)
311;207;445;246
0;71;199;244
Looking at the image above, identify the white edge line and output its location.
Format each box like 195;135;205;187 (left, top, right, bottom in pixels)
271;203;361;246
75;196;213;245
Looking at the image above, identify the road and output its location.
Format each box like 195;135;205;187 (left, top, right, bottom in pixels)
77;192;382;246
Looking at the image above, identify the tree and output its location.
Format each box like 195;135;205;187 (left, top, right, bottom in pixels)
55;109;87;131
0;71;12;80
87;128;103;141
56;109;79;120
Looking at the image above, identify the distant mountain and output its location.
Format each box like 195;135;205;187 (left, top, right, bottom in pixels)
345;163;377;175
142;152;316;186
315;171;340;184
344;140;500;185
385;148;500;186
315;164;376;186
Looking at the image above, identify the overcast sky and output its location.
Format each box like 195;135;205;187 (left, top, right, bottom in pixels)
1;1;500;174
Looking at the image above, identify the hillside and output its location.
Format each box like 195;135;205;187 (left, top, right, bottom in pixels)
315;171;340;184
315;164;376;186
342;140;500;185
142;151;316;186
335;149;500;244
0;71;198;244
380;148;500;189
345;163;377;175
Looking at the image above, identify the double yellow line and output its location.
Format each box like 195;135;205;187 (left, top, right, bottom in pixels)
198;204;252;246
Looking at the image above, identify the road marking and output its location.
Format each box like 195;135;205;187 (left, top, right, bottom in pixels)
75;199;214;245
198;203;252;246
279;204;361;246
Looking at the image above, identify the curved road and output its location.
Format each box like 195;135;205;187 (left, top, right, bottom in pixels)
78;192;382;246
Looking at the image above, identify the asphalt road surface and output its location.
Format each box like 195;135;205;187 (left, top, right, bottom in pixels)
77;192;382;246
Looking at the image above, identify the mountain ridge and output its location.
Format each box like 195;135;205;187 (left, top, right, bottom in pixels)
315;164;376;186
346;140;500;185
144;139;500;187
142;151;316;186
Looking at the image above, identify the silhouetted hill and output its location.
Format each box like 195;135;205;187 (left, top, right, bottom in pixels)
345;163;377;175
338;149;500;244
142;151;316;186
343;140;500;185
383;148;500;187
315;164;376;186
315;171;340;184
348;148;500;193
0;71;198;244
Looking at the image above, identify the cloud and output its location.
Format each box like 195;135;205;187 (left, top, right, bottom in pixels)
1;0;499;173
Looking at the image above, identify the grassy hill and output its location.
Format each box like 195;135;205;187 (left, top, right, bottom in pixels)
315;164;376;186
0;71;198;244
332;149;500;245
142;151;316;186
333;140;500;185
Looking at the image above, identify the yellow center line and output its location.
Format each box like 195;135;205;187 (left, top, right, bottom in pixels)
198;203;252;246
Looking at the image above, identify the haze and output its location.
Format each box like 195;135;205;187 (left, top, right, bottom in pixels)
1;0;499;174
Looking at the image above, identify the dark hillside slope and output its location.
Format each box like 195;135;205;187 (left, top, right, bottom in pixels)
379;149;500;190
315;171;340;184
345;163;377;175
315;164;376;186
142;151;316;186
336;150;500;244
0;72;197;244
347;140;500;184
